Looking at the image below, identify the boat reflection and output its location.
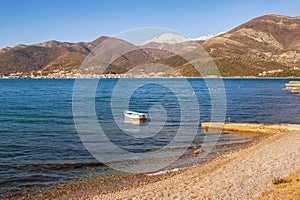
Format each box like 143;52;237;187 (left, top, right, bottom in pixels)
124;118;148;125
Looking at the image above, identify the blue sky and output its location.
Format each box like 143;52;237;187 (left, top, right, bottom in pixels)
1;0;300;48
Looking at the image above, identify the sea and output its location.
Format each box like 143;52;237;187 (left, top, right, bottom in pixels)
1;78;300;199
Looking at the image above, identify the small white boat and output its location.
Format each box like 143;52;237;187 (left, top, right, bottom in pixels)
124;110;147;120
283;81;300;95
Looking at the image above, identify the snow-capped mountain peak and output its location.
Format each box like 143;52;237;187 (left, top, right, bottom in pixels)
194;34;215;41
141;33;191;45
193;31;226;41
141;32;227;45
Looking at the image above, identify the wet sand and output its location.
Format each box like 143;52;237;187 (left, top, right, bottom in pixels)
84;131;300;200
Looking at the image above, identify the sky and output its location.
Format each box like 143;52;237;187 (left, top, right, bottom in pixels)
1;0;300;48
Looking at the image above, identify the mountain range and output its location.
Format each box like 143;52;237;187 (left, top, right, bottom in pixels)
1;14;300;78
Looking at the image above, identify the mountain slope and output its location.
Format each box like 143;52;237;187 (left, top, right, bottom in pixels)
0;40;90;75
42;52;85;74
201;14;300;77
229;15;300;50
0;36;111;75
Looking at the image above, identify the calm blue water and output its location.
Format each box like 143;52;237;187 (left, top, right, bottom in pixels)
1;78;300;198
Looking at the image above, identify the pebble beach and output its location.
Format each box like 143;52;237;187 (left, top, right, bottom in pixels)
82;130;300;200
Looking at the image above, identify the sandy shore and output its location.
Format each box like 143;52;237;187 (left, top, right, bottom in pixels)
85;131;300;200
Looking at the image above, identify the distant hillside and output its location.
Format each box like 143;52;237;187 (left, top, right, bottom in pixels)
0;37;106;75
0;37;158;76
1;14;300;77
202;14;300;77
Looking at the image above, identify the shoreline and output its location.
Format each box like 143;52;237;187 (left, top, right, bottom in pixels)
79;131;299;199
1;77;300;80
17;133;262;200
9;130;299;199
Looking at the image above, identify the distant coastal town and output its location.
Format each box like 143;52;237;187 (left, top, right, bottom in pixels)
1;67;298;79
0;69;121;79
0;69;185;79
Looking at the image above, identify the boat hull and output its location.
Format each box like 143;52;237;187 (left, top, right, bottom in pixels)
124;110;147;120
